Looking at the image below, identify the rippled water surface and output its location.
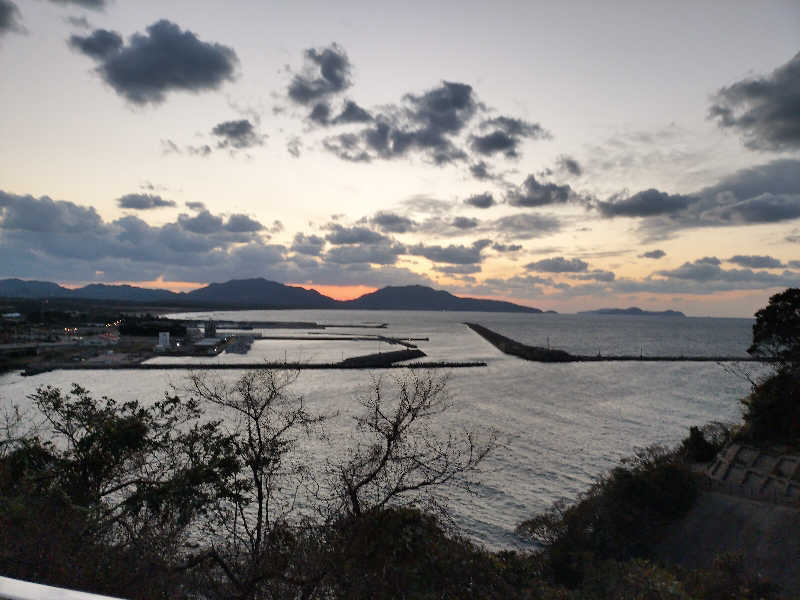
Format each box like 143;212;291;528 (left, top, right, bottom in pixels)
0;311;758;549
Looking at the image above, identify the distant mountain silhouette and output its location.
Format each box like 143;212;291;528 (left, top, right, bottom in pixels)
343;285;542;313
580;307;685;317
184;278;337;308
0;278;541;312
0;279;74;298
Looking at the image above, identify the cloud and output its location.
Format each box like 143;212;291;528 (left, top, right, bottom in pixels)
709;51;800;151
116;193;175;210
288;43;351;105
463;192;495;209
433;264;481;275
469;161;494;180
452;216;478;229
0;0;23;36
650;258;800;290
726;254;784;269
492;242;522;252
211;119;266;149
324;242;404;265
290;233;325;256
68;28;122;59
177;209;223;234
572;269;615;282
596;159;800;239
557;155;582;176
225;214;264;233
491;213;562;240
371;212;416;233
309;102;331;125
408;239;489;264
507;175;572;207
696;256;720;265
48;0;106;9
73;20;238;105
597;188;695;217
526;256;588;273
323;81;478;165
640;249;666;259
471;116;550;158
325;223;388;245
332;100;371;124
185;201;205;211
65;15;91;29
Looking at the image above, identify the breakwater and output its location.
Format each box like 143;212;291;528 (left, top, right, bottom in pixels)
464;322;757;363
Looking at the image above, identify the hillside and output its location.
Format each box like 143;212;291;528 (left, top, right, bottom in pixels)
580;307;686;317
343;285;542;313
0;278;542;313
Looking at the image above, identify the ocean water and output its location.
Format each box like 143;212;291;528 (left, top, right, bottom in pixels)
0;311;760;549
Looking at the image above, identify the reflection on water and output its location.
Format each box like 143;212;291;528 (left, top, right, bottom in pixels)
0;311;757;549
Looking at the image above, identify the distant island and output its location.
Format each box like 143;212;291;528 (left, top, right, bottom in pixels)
579;307;686;317
0;278;542;314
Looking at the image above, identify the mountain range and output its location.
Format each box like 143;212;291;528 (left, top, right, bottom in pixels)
0;278;542;313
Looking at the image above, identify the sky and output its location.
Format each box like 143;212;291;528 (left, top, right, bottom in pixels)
0;0;799;317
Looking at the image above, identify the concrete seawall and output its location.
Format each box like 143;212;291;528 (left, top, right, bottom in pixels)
464;322;758;363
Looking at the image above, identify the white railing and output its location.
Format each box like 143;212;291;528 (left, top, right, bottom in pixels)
0;576;125;600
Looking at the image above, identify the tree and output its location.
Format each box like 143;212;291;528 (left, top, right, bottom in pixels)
323;371;495;519
0;384;239;598
184;369;328;598
747;287;800;370
741;289;800;442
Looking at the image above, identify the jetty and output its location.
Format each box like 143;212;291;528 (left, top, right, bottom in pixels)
464;323;759;363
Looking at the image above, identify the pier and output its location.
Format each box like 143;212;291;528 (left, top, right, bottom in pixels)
464;323;759;363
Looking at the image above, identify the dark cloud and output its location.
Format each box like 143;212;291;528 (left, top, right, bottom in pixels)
526;256;588;273
291;233;325;256
697;256;721;265
408;239;489;265
225;214;264;233
323;81;478;165
309;102;331;125
177;210;223;234
371;212;416;233
324;242;404;265
491;213;562;240
0;191;102;233
640;249;666;259
452;216;478;229
332;100;372;124
211;119;266;149
325;224;388;245
507;175;572;207
464;192;495;209
288;44;351;105
492;243;522;252
433;264;481;275
557;155;582;176
75;20;238;105
322;133;371;162
48;0;106;9
0;0;23;35
727;255;784;269
709;51;800;151
268;220;283;233
471;116;550;158
185;201;205;211
68;28;121;59
654;258;799;288
597;188;695;217
469;161;494;180
116;193;175;210
572;269;615;282
600;159;800;238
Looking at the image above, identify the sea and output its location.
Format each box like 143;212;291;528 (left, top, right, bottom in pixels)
0;310;761;549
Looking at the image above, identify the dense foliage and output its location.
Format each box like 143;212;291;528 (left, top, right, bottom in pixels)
741;288;800;444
